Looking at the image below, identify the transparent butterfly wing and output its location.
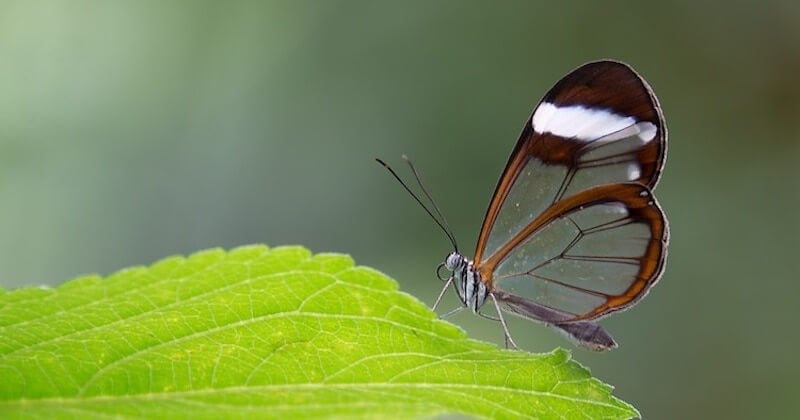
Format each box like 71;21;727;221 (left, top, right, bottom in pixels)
489;183;667;322
474;61;668;332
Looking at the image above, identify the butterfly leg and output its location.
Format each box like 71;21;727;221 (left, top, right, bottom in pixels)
489;293;519;349
431;276;454;312
439;306;465;319
476;311;500;322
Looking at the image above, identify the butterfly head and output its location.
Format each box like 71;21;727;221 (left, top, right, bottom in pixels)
443;251;464;272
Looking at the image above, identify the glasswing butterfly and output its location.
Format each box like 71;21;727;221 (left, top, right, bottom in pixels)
378;60;668;351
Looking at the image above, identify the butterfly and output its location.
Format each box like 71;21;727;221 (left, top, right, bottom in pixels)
378;60;668;351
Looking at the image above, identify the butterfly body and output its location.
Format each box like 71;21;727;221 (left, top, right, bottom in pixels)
444;252;487;313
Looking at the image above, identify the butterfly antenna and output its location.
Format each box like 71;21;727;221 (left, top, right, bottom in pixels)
375;158;459;252
401;155;459;251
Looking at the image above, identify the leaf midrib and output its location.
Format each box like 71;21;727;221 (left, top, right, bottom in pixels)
1;381;619;412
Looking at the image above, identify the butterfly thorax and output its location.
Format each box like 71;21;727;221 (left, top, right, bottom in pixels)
444;252;488;313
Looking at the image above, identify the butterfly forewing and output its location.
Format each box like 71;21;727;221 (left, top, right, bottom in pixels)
474;61;668;324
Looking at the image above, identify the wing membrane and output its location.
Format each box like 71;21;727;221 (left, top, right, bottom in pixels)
482;183;668;322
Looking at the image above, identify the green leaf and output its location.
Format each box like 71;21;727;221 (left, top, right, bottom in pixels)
0;245;638;419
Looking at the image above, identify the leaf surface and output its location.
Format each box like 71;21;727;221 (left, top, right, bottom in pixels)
0;245;637;419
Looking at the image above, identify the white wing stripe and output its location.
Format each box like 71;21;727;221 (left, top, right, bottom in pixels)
532;102;650;142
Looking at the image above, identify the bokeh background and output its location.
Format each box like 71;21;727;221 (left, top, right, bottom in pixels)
1;1;798;418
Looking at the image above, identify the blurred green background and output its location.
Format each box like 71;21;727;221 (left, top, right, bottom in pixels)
1;1;798;418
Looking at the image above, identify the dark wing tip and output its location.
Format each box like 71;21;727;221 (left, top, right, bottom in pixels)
544;60;663;125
